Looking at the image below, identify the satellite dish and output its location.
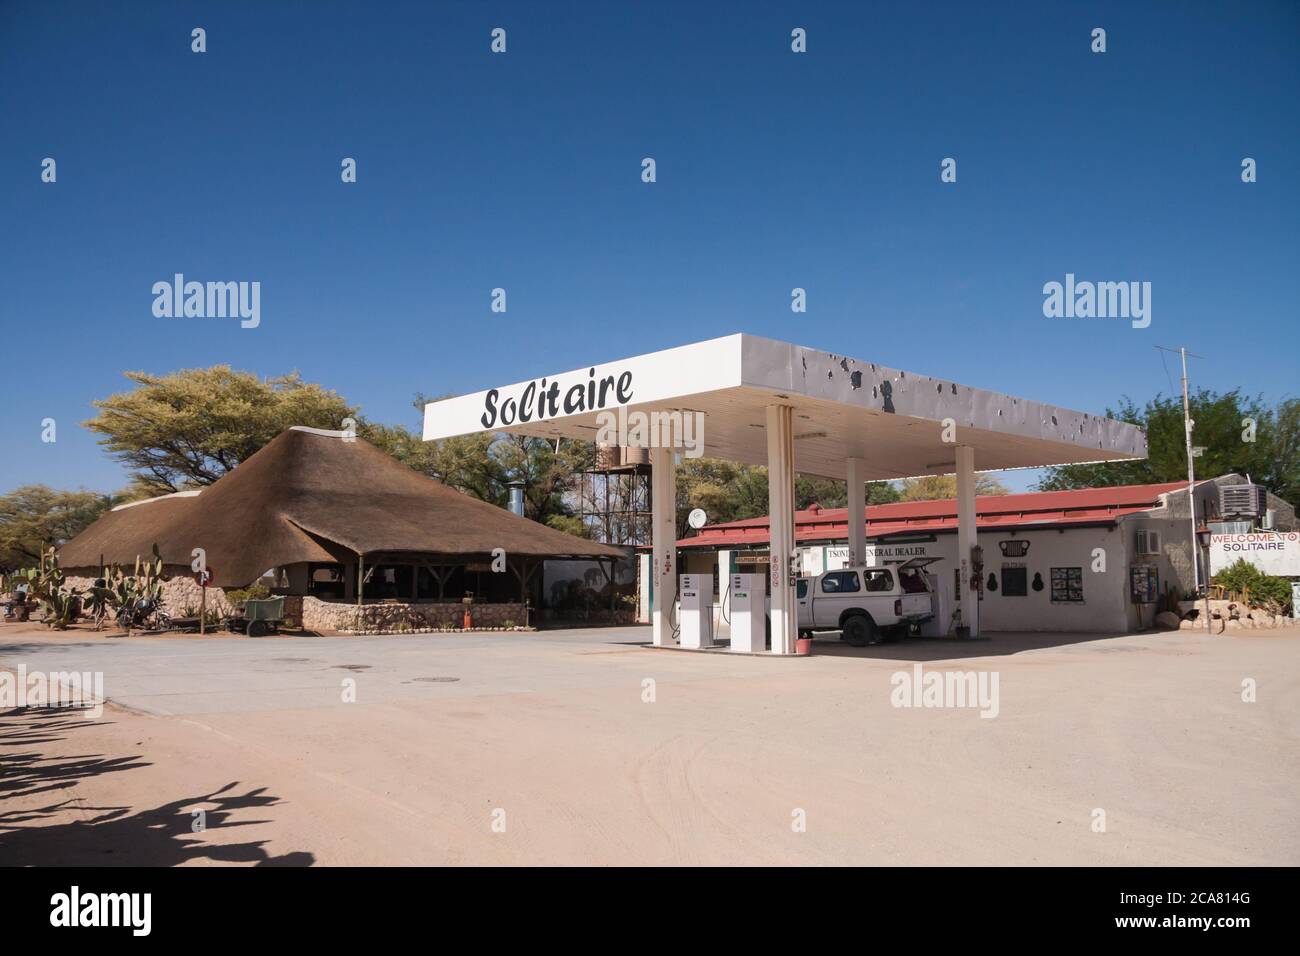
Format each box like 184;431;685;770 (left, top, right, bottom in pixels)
687;508;708;530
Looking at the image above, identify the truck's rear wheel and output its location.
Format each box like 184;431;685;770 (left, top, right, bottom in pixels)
841;614;880;647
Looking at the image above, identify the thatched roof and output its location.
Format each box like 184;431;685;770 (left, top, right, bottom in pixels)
60;427;624;586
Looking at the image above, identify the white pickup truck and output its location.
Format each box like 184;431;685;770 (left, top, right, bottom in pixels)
791;558;940;645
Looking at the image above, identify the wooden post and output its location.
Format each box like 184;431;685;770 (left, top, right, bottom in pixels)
357;552;364;607
200;579;206;636
609;558;617;613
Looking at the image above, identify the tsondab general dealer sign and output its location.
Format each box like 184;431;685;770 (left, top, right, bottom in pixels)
1209;532;1300;576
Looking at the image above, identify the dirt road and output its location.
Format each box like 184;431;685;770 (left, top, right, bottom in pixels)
2;624;1297;865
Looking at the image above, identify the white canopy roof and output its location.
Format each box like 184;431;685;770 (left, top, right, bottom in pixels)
422;334;1146;481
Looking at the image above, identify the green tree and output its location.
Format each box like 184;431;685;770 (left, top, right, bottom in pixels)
1037;390;1298;504
0;485;112;571
676;459;765;533
796;475;902;509
364;417;591;527
675;459;902;536
85;366;358;494
544;514;592;539
365;393;592;527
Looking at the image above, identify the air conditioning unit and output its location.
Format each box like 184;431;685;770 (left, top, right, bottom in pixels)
1135;529;1162;556
1219;483;1266;518
1262;509;1277;530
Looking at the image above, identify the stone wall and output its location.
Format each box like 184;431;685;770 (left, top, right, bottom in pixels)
302;597;530;635
66;573;236;618
1176;598;1298;631
61;575;531;635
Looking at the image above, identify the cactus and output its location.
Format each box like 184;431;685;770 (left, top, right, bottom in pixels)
18;548;82;630
141;544;165;602
81;544;168;631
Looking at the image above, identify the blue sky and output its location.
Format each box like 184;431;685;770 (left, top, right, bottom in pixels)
2;0;1296;495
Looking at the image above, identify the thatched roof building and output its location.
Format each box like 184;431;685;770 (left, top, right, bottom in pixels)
60;427;623;593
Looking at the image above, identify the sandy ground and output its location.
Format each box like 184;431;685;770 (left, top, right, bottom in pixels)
1;621;1297;866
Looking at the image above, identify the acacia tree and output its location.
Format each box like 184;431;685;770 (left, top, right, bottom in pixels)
0;486;113;571
84;367;358;494
898;474;1009;501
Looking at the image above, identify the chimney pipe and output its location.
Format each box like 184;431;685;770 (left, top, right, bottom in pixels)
508;481;525;516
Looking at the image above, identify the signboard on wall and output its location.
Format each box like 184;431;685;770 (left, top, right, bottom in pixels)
1129;565;1159;604
1209;532;1300;576
822;541;938;572
863;542;936;565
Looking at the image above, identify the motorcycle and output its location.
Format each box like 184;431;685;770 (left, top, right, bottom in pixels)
116;596;172;632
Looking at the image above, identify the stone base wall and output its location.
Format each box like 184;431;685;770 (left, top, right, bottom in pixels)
303;597;530;634
1177;598;1298;631
59;577;530;635
66;574;237;619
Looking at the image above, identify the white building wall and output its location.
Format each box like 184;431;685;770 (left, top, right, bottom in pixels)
974;527;1130;633
796;525;1133;633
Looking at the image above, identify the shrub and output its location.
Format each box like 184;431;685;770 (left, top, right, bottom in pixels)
1212;559;1292;613
224;584;271;609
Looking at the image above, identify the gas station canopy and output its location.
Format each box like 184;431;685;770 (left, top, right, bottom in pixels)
422;333;1146;477
423;333;1147;653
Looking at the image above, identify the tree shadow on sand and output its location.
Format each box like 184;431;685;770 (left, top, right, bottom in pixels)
0;707;314;866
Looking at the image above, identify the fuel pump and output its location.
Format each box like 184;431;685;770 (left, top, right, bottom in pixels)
678;573;714;649
728;573;764;653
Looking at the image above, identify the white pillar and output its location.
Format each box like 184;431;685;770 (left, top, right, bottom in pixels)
716;549;733;638
650;447;678;646
766;404;797;655
955;445;980;637
636;552;652;623
846;457;867;566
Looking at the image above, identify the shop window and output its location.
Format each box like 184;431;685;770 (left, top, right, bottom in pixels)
1050;567;1084;604
1001;566;1028;597
821;571;860;594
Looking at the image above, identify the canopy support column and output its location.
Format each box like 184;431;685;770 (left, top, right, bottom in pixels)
956;445;980;637
846;457;867;566
767;404;797;655
650;447;677;646
716;548;733;639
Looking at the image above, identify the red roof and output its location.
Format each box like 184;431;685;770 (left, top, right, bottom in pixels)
678;481;1189;549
